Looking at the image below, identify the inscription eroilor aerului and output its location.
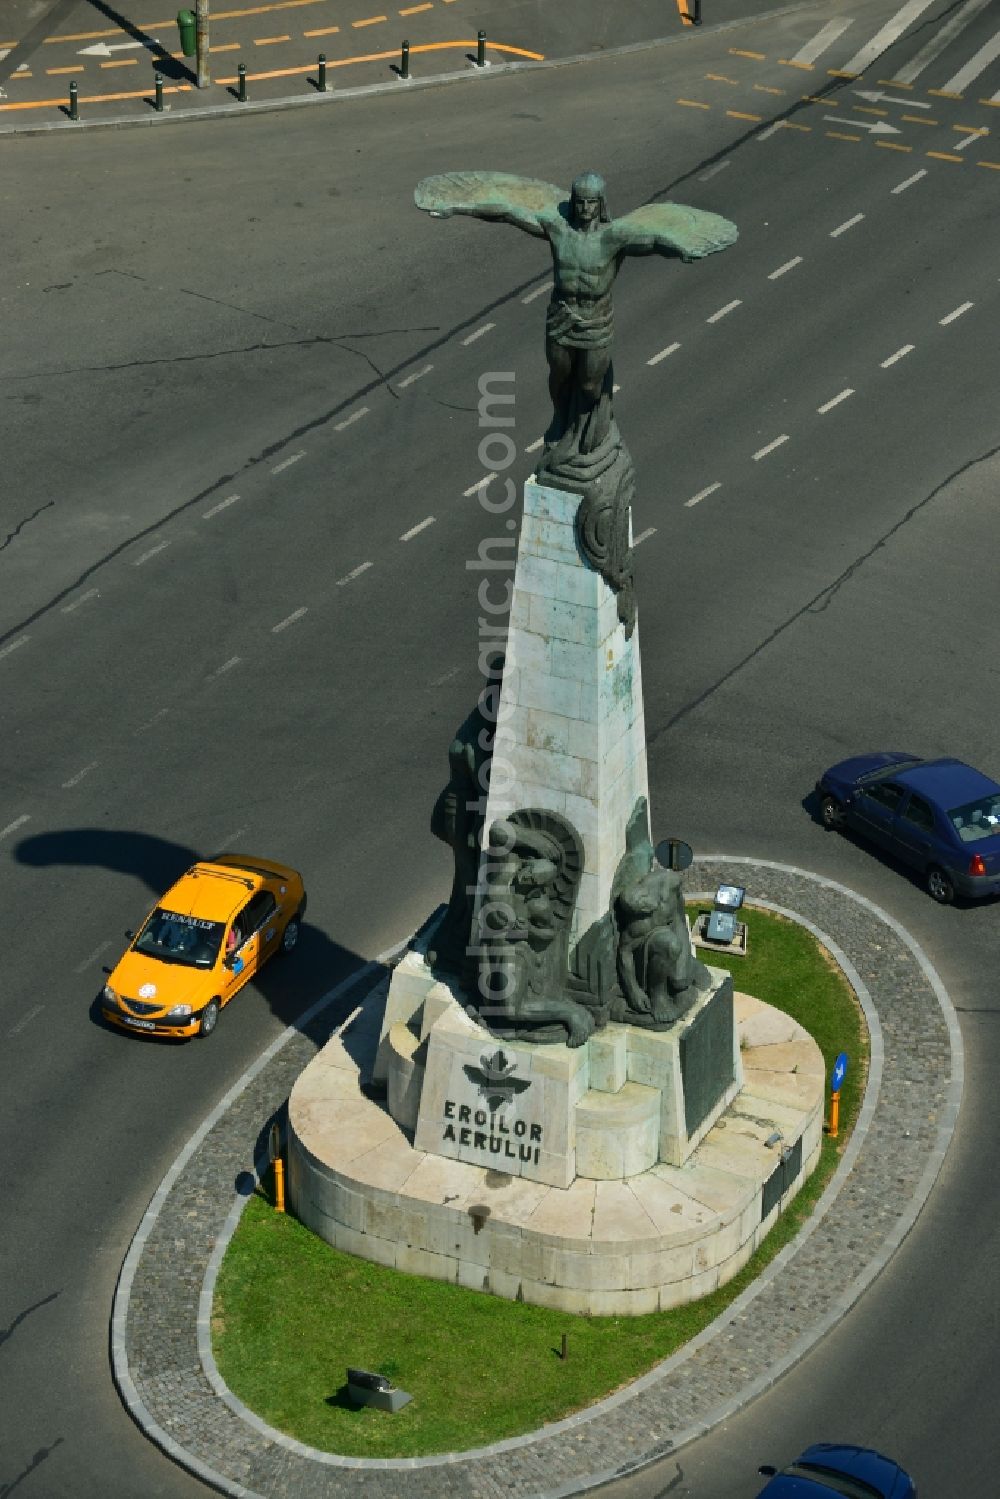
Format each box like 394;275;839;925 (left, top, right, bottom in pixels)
441;1100;544;1166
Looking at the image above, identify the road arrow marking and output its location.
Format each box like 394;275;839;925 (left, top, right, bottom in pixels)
78;39;154;57
824;116;901;135
855;89;930;108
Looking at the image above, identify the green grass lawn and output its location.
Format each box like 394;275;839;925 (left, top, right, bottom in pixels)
213;902;867;1458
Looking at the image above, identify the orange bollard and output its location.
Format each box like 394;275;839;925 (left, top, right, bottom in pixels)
274;1156;286;1213
828;1089;841;1140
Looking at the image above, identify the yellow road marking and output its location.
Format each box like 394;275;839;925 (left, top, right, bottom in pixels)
0;36;544;111
804;94;832;104
675;0;692;24
926;150;962;162
779;58;812;69
705;73;738;83
101;57;138;66
753;84;783;95
304;24;340;34
928;88;961;98
780;120;811;132
352;15;387;26
255;33;291;43
903;114;937;125
828;69;857;78
827;131;861;142
46;65;84;74
978;159;1000;168
210;42;241;50
954;124;988;134
730;48;764;59
400;3;432;12
875;140;912;151
677;99;710;109
855;105;888;116
9;70;32;78
878;77;912;88
727;110;762;121
983;98;1000;108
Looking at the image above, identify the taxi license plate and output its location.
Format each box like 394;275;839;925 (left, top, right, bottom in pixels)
124;1016;156;1030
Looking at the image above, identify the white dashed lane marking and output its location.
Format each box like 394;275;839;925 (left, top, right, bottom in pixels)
62;762;98;789
525;438;545;454
753;435;790;460
210;657;241;677
8;1004;44;1037
647;342;681;366
432;666;460;686
768;257;802;280
0;637;29;661
0;813;30;840
817;388;854;413
397;364;433;389
75;940;112;975
61;589;99;614
271;451;305;474
203;494;239;519
522;284;552;304
337;562;373;586
464;476;494;496
881;345;915;367
134;542;170;566
940;302;973;325
685;482;722;508
400;516;435;541
830;214;864;238
334;408;369;431
633;528;656;546
892;169;927;193
698;160;731;180
461;323;495;345
707;300;742;323
134;708;169;734
271;607;308;632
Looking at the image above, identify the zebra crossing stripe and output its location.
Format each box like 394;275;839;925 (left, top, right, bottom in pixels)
890;0;994;85
841;0;939;77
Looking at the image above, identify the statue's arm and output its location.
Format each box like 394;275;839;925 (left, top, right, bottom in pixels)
609;204;739;263
617;926;651;1012
415;173;562;241
445;201;548;238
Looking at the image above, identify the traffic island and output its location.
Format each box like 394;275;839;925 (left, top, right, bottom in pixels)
211;901;866;1458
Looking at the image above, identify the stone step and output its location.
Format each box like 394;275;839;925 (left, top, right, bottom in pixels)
575;1081;660;1179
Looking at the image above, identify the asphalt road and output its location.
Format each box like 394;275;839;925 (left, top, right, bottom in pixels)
1;0;999;1495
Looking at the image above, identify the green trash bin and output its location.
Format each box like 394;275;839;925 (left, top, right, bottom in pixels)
176;8;197;57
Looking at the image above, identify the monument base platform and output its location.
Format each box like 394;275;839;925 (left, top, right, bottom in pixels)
288;973;824;1317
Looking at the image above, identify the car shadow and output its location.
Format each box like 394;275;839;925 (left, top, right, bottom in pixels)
801;789;994;910
16;825;394;1042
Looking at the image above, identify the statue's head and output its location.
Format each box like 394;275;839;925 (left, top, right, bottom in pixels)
570;171;609;228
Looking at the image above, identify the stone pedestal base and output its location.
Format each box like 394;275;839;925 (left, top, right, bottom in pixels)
287;971;824;1316
375;949;741;1187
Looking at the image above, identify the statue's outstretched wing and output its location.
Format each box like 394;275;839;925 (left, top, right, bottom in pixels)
415;172;564;228
612;202;738;261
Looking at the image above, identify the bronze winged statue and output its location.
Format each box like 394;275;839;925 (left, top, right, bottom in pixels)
415;170;737;478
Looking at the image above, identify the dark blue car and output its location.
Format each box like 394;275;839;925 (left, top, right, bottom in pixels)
816;751;1000;903
756;1442;916;1496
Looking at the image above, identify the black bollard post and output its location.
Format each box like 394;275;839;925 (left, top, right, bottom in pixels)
476;29;486;67
692;0;702;24
400;39;410;79
154;72;164;111
237;61;247;101
318;52;327;91
69;79;79;121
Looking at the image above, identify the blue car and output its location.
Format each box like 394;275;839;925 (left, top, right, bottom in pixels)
816;751;1000;904
756;1442;916;1496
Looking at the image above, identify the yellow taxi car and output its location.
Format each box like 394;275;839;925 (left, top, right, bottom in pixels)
101;854;306;1039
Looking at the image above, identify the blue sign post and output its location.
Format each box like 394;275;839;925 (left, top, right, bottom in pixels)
829;1051;848;1138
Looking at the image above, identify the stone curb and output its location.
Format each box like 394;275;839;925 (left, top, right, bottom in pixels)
111;858;962;1497
0;1;815;139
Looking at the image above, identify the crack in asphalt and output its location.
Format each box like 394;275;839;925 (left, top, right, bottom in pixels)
647;441;1000;747
0;273;539;651
0;502;54;554
0;1439;64;1498
0;1290;60;1349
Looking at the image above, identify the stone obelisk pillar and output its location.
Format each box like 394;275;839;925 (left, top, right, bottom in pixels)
480;464;649;950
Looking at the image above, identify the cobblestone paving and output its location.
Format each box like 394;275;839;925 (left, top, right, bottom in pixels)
115;862;960;1498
